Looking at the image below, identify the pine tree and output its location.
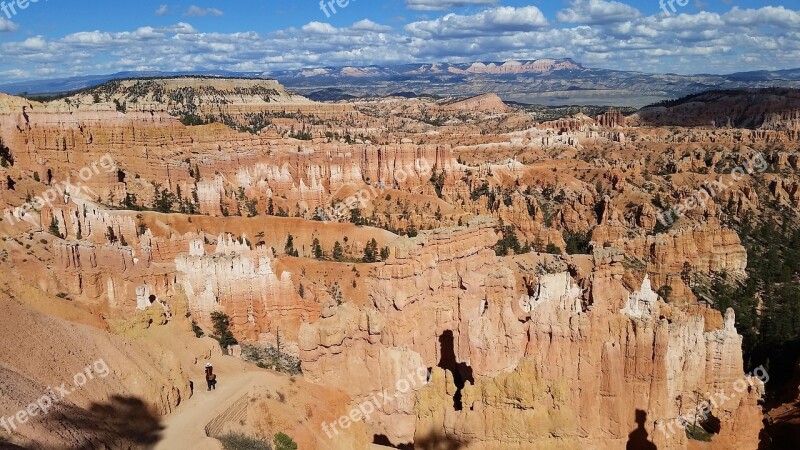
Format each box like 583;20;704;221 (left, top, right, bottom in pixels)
210;311;237;349
152;183;176;213
48;216;63;239
107;226;117;244
312;238;323;259
332;241;344;261
363;238;378;263
246;199;258;217
350;207;363;225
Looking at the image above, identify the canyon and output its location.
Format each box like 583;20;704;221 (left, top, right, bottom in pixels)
1;77;798;449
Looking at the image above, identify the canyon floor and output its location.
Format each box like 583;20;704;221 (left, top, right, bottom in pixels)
0;78;799;449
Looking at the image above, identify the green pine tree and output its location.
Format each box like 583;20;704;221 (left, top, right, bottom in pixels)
332;241;344;261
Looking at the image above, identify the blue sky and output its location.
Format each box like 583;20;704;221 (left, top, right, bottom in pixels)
0;0;798;80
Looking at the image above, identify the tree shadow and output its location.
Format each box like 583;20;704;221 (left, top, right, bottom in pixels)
626;409;657;450
373;431;468;450
414;431;468;450
26;395;164;449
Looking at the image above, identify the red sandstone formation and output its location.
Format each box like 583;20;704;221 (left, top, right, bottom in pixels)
1;79;796;449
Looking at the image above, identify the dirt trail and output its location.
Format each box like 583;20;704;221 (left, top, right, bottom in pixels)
153;360;364;450
156;370;261;450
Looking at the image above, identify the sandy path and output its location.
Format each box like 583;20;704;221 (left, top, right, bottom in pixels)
156;370;259;450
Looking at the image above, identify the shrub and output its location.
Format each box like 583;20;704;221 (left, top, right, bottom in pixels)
191;320;204;338
107;226;117;244
494;225;522;256
430;168;445;198
653;217;674;235
241;344;302;375
273;433;297;450
685;424;712;442
218;433;272;450
563;230;591;254
656;285;673;303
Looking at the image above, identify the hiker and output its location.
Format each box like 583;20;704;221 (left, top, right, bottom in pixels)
205;363;217;391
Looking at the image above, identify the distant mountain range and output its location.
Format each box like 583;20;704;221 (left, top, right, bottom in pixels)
3;59;800;108
268;58;585;78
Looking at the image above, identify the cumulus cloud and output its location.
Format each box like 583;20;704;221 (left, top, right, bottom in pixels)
155;5;169;16
723;6;800;29
301;22;338;35
557;0;641;24
0;16;18;32
406;0;499;11
351;19;393;33
184;5;223;17
405;6;549;38
0;3;799;81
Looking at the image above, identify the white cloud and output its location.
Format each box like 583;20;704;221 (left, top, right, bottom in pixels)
406;0;499;11
405;6;549;38
1;4;800;80
351;19;392;33
300;22;338;35
557;0;641;25
723;6;800;29
0;16;18;32
184;6;223;17
155;5;169;16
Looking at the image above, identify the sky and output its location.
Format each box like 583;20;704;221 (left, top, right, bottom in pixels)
0;0;798;81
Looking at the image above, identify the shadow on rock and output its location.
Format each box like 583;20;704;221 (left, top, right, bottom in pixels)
32;395;164;449
413;431;468;450
627;409;657;450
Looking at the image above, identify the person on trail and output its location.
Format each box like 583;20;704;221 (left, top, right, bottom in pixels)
205;363;217;391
